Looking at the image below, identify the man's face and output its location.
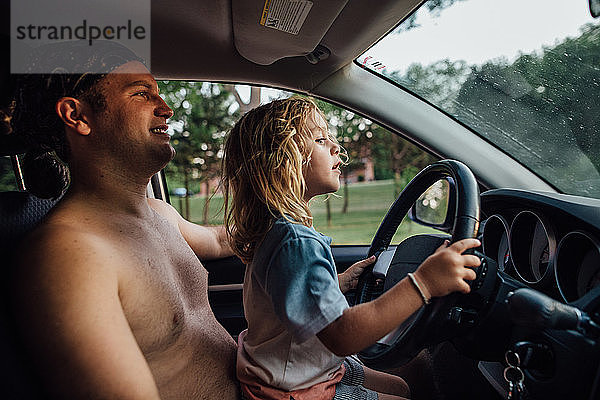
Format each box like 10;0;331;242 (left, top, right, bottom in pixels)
85;61;174;173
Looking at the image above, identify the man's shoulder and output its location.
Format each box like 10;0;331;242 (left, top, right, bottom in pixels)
147;198;179;225
16;212;118;276
31;203;109;241
10;219;122;310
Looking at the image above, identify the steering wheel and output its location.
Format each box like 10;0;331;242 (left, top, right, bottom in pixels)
355;159;480;369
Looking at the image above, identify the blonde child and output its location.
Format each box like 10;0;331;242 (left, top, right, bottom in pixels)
222;97;481;400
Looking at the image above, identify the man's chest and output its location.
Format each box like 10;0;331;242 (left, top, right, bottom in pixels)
114;223;211;354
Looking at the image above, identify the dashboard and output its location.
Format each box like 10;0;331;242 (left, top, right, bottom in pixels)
480;189;600;305
477;188;600;399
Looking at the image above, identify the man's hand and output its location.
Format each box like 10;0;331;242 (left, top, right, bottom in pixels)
338;255;376;293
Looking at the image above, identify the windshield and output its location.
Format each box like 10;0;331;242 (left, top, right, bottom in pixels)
358;0;600;198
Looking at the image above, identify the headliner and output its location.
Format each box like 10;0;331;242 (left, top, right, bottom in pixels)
150;0;423;92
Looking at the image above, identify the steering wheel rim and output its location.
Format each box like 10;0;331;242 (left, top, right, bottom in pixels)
356;159;480;369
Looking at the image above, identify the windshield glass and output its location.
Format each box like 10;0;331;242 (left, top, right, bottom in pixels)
358;0;600;198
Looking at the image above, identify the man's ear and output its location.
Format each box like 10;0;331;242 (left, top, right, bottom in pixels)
55;97;91;136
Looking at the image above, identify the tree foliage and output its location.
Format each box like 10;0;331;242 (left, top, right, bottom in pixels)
391;59;471;109
158;81;239;221
396;0;466;32
0;157;17;192
315;99;437;212
382;22;600;197
453;23;600;197
314;100;373;213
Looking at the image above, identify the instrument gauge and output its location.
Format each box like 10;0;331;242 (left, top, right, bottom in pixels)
482;215;512;273
556;231;600;302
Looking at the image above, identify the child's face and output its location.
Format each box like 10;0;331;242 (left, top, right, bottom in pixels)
303;109;342;201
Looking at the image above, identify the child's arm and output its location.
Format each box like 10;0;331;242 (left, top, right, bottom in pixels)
317;238;481;356
338;256;376;293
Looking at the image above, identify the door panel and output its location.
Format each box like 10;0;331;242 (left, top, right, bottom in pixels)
204;245;370;337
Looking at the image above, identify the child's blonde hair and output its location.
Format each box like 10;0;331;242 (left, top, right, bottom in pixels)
223;97;339;264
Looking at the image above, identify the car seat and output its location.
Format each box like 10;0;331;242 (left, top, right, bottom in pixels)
0;134;57;398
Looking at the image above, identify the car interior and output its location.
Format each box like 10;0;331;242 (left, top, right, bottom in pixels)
2;0;600;399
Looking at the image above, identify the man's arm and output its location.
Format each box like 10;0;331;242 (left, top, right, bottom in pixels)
148;198;233;260
12;228;161;399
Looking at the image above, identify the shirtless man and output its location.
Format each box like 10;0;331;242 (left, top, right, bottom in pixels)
10;45;240;399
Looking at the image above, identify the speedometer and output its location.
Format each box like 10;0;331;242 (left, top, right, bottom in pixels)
556;231;600;302
510;211;556;285
578;250;600;296
530;220;550;281
482;215;512;273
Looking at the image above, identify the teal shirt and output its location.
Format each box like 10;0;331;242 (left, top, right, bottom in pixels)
260;217;349;342
237;217;349;390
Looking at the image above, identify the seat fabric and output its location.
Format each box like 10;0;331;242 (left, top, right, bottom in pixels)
0;191;59;399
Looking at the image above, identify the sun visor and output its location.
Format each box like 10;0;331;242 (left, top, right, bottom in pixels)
232;0;348;65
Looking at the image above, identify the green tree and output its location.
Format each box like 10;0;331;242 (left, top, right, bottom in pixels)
369;123;436;197
315;100;376;214
396;0;467;32
224;85;262;114
390;59;471;111
0;156;18;192
453;23;600;196
524;23;600;172
315;98;437;214
159;81;239;223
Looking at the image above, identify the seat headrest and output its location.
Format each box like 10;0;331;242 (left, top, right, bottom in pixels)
0;134;27;157
0;191;59;254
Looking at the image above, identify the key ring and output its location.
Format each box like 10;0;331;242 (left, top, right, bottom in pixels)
505;350;521;367
503;365;524;384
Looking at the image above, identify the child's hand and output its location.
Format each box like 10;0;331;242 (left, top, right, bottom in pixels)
338;255;376;293
412;238;481;299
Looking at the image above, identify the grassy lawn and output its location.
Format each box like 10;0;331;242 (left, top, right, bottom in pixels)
174;179;442;245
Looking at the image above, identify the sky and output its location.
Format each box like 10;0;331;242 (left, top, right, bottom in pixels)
362;0;595;74
233;85;287;106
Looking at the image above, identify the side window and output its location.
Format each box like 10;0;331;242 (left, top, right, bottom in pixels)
310;100;441;245
157;82;286;225
0;156;19;192
0;100;19;192
158;81;441;245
